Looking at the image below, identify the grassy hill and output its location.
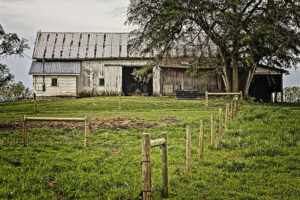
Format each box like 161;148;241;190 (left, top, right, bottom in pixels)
0;97;299;199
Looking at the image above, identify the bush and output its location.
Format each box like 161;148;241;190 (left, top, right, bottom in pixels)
282;86;300;102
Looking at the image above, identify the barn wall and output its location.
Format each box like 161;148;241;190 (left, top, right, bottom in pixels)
78;60;148;96
33;75;77;97
161;68;219;95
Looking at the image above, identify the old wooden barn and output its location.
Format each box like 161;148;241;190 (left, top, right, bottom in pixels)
29;31;285;101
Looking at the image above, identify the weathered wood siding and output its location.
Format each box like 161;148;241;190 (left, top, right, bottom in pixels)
33;75;77;97
161;68;219;94
78;60;148;96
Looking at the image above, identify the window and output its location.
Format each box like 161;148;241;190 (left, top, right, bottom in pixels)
99;78;105;86
51;78;58;86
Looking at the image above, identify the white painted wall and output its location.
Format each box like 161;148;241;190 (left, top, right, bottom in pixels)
33;75;77;97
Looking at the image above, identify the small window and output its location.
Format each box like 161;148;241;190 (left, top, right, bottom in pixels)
51;78;58;86
99;78;104;86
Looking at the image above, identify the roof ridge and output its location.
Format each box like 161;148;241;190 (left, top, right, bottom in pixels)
37;31;130;34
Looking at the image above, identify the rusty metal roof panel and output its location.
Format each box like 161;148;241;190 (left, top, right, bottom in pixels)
86;33;97;58
79;33;88;59
32;32;217;60
29;61;81;74
104;33;112;58
111;33;120;58
33;32;47;58
44;33;55;59
95;33;104;58
62;33;72;58
70;33;80;58
53;33;64;59
120;33;128;58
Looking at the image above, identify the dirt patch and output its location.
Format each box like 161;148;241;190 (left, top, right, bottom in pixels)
0;122;22;130
46;178;56;189
0;117;180;132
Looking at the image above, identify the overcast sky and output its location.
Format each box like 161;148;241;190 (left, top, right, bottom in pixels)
0;0;299;88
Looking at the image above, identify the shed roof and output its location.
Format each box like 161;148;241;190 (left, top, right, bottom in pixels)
29;61;81;75
32;32;217;60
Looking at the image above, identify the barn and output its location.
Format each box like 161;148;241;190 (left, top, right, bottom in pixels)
29;31;285;101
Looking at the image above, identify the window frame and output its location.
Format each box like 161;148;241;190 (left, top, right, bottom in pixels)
99;78;105;86
51;78;58;87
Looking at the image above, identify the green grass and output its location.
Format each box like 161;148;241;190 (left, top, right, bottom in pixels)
0;97;299;199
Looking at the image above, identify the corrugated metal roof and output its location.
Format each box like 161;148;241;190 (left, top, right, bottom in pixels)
32;32;217;60
29;61;81;74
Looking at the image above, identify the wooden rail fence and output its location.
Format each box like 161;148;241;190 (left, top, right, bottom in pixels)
22;115;90;147
142;133;169;200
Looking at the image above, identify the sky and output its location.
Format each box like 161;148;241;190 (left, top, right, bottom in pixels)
0;0;299;88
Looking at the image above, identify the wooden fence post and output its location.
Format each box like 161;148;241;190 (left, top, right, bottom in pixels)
235;99;239;116
142;133;151;200
240;91;243;108
219;108;223;136
205;91;208;110
84;116;89;147
225;104;229;131
199;120;204;161
33;93;38;113
161;132;169;198
23;115;27;147
211;114;216;149
186;125;191;172
119;91;122;110
230;100;234;122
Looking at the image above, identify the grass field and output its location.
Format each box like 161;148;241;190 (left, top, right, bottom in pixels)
0;96;299;199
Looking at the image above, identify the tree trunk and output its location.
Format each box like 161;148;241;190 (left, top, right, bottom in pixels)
239;66;256;96
222;63;256;96
222;60;232;92
232;56;239;92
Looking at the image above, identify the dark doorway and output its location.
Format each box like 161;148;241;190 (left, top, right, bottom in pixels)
122;67;153;96
249;74;281;102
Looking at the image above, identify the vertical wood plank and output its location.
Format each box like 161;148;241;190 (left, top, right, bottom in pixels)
23;115;27;147
211;114;216;149
186;125;191;172
205;91;208;110
85;116;89;147
161;132;169;198
199;120;204;161
219;108;223;136
142;133;151;200
225;104;229;131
